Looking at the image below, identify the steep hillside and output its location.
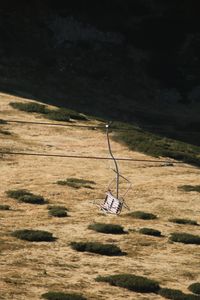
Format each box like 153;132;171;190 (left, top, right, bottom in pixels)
0;93;200;299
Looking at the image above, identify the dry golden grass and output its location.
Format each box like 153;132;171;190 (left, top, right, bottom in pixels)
0;92;200;299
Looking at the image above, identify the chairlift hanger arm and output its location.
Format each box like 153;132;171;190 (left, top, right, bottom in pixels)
106;123;120;198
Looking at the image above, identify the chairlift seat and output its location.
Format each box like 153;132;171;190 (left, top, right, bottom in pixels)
100;191;123;214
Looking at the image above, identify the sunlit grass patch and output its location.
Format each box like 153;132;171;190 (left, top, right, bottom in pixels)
12;229;55;242
178;185;200;193
128;211;157;220
170;233;200;245
70;241;125;256
6;189;47;204
42;291;87;300
0;204;10;210
96;274;160;293
139;228;162;237
88;223;126;234
57;178;95;189
169;218;199;226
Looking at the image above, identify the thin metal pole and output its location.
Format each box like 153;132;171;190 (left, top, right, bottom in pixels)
106;123;120;199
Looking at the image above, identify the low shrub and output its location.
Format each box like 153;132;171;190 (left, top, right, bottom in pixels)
128;211;157;220
96;274;160;293
19;194;46;204
57;108;88;121
57;178;95;189
158;288;188;299
12;229;55;242
0;204;10;210
178;185;200;193
88;223;126;234
41;291;87;300
10;102;47;114
48;206;68;218
46;109;70;122
188;283;200;295
0;129;11;135
6;189;46;204
169;218;198;226
170;233;200;245
139;228;161;237
70;241;124;256
6;189;33;199
0;119;7;124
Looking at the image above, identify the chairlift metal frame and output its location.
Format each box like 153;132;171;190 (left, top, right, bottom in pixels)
95;123;131;214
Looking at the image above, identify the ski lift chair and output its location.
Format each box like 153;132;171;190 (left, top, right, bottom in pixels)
95;123;131;215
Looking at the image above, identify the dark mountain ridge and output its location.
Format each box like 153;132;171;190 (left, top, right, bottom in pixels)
0;0;200;146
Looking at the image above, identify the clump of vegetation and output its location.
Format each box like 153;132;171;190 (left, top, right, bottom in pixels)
113;123;200;167
139;228;161;237
158;288;188;299
96;274;160;293
170;233;200;245
178;185;200;193
6;189;47;204
70;241;125;256
128;211;157;220
88;223;126;234
0;119;7;124
56;108;88;121
45;109;70;122
12;229;55;242
188;283;200;295
10;102;47;114
0;129;11;135
41;291;87;300
48;206;68;218
57;178;96;189
169;218;199;226
0;204;10;210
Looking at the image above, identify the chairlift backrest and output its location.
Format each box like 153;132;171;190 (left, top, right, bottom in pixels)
101;191;123;214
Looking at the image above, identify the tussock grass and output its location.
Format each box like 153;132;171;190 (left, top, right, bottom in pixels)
12;229;55;242
9;101;88;122
170;233;200;245
113;122;200;167
0;119;7;124
48;206;68;218
178;185;200;193
158;287;200;299
0;129;11;135
88;223;126;234
45;109;70;122
6;189;47;204
188;283;200;295
0;204;10;210
41;291;87;300
70;241;125;256
139;228;161;237
169;218;198;226
57;178;95;189
128;211;157;220
10;102;47;114
96;274;160;293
